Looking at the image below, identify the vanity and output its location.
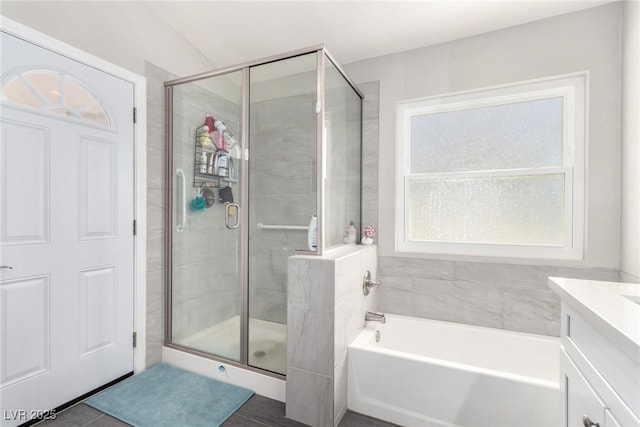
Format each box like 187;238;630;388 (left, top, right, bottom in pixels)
549;277;640;427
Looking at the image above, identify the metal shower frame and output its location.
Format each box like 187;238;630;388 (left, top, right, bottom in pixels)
163;45;363;378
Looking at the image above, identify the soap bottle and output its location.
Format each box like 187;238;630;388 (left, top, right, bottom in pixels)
216;151;229;177
307;214;317;251
207;152;215;174
214;129;229;177
199;151;208;174
346;221;357;244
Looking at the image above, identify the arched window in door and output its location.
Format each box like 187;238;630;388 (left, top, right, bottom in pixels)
1;70;111;128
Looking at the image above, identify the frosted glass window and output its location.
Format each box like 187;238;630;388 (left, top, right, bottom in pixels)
408;174;565;245
396;74;586;259
0;70;110;128
410;98;563;173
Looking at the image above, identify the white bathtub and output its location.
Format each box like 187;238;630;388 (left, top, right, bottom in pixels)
347;314;560;427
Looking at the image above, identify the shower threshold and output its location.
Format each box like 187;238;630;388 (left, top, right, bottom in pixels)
174;316;287;375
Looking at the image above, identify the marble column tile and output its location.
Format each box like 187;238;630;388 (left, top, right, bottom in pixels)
341;247;378;350
413;278;504;329
286;367;333;427
287;258;335;376
333;252;364;360
334;299;349;363
147;146;167;190
145;268;166;367
361;80;379;231
333;352;348;427
502;288;561;336
147;188;166;231
334;251;364;302
147;229;165;273
359;81;380;121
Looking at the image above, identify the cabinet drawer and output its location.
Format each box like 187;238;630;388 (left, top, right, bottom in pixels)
561;350;605;427
562;303;640;417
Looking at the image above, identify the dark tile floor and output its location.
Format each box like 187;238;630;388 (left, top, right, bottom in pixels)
34;395;398;427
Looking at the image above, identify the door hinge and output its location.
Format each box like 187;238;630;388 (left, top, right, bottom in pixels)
133;332;137;348
133;219;137;236
133;107;137;124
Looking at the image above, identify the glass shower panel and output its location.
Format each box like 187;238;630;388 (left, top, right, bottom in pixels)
247;52;318;374
324;56;362;248
170;71;243;361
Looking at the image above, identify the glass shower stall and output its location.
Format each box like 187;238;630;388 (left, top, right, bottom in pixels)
165;46;362;376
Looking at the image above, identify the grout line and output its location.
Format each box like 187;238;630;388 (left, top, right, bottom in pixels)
229;413;272;426
80;412;105;427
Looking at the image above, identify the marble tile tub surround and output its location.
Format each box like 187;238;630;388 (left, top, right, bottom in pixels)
377;256;619;337
287;245;377;427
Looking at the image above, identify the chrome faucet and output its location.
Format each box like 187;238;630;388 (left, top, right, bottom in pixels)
365;311;386;323
362;270;382;296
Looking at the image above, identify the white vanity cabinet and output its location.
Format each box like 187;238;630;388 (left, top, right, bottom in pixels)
549;278;640;427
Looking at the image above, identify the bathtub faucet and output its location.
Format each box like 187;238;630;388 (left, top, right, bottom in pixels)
365;311;386;324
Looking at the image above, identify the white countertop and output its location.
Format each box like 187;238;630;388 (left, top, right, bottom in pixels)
548;277;640;363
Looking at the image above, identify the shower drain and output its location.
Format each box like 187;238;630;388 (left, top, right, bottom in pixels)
253;350;267;358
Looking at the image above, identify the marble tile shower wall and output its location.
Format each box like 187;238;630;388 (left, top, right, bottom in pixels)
171;82;242;341
325;86;362;248
249;92;317;324
145;62;172;367
359;81;379;230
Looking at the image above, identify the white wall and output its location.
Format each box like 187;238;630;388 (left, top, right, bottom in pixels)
344;3;623;269
0;1;213;77
621;0;640;278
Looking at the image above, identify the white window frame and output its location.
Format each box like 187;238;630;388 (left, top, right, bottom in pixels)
395;73;586;260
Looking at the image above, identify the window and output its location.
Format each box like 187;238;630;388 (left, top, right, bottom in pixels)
396;74;586;259
1;70;110;128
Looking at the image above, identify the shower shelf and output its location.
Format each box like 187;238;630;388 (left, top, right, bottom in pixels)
193;125;236;188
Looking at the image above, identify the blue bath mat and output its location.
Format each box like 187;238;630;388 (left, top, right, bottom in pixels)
85;363;254;427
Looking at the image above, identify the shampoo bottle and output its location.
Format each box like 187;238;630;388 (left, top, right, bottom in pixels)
307;214;317;251
346;221;357;244
215;129;229;177
216;151;229;177
199;151;208;174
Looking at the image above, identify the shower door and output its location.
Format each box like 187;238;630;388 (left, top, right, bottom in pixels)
166;48;325;377
247;53;318;375
168;70;245;362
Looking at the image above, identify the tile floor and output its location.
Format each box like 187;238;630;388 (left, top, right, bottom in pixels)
34;395;398;427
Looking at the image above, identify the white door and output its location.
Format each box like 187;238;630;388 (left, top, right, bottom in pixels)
0;32;135;426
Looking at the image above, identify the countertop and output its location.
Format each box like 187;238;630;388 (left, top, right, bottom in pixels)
548;277;640;363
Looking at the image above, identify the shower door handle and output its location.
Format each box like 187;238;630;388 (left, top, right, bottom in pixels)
225;203;240;229
176;168;186;233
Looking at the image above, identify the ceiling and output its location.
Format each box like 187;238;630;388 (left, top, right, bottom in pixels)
145;0;616;69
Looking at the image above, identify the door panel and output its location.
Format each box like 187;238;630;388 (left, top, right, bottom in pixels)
79;136;118;239
0;275;49;386
0;121;50;245
78;266;117;357
0;31;135;426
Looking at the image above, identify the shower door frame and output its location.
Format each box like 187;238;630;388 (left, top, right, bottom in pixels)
164;45;363;378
